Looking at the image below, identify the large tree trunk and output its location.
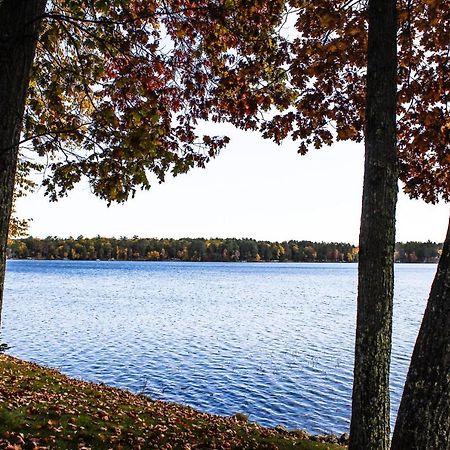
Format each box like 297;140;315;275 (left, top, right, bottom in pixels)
348;0;398;449
391;216;450;450
0;0;47;325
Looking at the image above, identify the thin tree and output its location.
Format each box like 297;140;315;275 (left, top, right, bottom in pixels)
349;0;397;447
391;216;450;449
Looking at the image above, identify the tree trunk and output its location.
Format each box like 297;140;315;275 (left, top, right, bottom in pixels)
391;216;450;450
348;0;398;448
0;0;47;325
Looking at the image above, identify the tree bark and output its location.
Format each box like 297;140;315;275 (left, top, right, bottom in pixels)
391;216;450;450
0;0;47;325
348;0;398;449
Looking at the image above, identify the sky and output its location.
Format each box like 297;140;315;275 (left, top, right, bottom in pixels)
15;123;449;245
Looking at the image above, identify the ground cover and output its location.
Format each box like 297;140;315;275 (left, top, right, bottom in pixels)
0;355;347;449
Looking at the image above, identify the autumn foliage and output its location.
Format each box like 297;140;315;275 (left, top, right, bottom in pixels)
18;0;448;206
23;0;291;203
261;0;449;203
0;355;345;449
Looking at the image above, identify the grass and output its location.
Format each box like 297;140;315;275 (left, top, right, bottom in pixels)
0;354;347;449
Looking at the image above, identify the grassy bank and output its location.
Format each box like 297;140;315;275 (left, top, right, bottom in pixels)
0;355;346;449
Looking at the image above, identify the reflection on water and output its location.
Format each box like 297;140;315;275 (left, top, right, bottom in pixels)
2;260;434;434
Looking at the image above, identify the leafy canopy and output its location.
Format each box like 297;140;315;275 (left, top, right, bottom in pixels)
261;0;449;203
24;0;292;203
22;0;448;204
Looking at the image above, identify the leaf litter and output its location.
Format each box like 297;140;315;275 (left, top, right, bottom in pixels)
0;355;346;450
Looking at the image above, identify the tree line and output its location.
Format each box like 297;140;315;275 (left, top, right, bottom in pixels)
7;236;442;263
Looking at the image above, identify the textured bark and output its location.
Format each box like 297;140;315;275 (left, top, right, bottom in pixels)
348;0;398;449
391;217;450;450
0;0;47;325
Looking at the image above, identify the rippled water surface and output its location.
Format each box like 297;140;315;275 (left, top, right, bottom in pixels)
2;261;435;434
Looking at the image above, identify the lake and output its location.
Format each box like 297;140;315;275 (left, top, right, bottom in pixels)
1;260;435;435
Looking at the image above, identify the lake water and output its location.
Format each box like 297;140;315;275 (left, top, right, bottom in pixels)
1;261;435;435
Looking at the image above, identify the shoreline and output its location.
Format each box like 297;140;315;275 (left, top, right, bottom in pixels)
5;257;438;264
0;354;348;449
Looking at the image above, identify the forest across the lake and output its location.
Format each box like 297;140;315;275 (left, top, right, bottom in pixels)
7;236;442;264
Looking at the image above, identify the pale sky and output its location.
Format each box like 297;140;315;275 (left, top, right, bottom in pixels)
16;123;449;244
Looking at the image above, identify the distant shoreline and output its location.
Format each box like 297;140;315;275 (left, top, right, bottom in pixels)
7;237;442;264
6;257;438;264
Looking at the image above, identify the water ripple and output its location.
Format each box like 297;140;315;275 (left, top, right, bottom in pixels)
2;260;435;435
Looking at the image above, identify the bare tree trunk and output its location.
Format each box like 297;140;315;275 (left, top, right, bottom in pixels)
391;216;450;450
0;0;47;325
348;0;398;448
